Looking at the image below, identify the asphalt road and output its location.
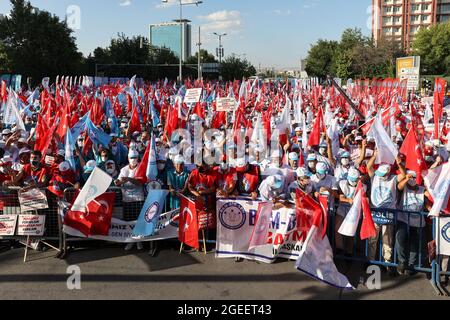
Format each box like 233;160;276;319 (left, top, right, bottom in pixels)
0;241;447;300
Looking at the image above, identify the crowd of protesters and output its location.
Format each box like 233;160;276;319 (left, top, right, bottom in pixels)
0;76;449;276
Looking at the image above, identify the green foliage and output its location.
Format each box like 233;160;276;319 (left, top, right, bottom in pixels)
304;39;339;79
0;0;83;84
220;55;256;81
412;22;450;75
185;49;218;64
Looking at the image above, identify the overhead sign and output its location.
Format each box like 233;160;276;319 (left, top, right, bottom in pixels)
183;88;202;105
216;98;236;112
397;56;420;91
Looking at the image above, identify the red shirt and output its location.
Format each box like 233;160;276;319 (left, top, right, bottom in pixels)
22;164;51;186
189;169;216;192
236;165;260;194
212;167;238;191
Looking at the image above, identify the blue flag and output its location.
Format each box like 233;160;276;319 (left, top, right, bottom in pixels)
85;117;112;147
132;190;169;238
65;126;76;170
150;100;160;128
104;98;119;135
71;111;90;138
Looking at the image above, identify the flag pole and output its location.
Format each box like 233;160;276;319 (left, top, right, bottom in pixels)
202;229;207;255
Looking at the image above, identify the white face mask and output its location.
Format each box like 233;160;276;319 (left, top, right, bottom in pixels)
77;141;84;148
341;158;350;166
348;180;357;187
308;162;316;169
317;173;326;180
408;180;417;187
129;159;138;167
157;163;166;171
101;156;108;162
319;148;327;156
106;168;115;175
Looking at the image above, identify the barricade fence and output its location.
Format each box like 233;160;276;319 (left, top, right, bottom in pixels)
0;186;447;295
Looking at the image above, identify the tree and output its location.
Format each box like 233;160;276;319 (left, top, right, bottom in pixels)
220;55;256;81
185;49;217;65
334;28;369;79
0;42;10;71
0;0;83;84
304;39;338;79
412;22;450;75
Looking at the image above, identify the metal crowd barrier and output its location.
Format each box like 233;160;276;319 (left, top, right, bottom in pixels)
328;205;440;294
0;187;60;241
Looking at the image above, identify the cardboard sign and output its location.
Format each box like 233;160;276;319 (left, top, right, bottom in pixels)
17;215;46;236
216;98;236;112
183;88;202;105
18;189;49;213
0;215;17;236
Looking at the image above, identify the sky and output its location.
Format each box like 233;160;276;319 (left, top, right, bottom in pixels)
0;0;373;69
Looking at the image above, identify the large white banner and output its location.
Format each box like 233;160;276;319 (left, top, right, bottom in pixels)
216;198;304;264
61;199;180;243
437;216;450;256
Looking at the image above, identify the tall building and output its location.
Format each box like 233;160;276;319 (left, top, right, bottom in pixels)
149;20;192;62
437;0;450;22
372;0;450;50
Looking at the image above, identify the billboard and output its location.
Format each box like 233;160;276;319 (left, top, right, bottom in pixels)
396;56;420;91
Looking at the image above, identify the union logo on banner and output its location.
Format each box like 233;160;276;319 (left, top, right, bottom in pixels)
219;202;247;230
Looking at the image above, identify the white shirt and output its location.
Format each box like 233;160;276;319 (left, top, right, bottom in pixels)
370;175;398;209
118;165;145;202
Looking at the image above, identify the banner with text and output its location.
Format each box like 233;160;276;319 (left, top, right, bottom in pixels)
216;198;304;264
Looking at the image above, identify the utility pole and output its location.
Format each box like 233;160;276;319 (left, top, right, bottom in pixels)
197;26;202;80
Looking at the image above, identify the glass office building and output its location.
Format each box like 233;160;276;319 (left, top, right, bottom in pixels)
149;21;192;62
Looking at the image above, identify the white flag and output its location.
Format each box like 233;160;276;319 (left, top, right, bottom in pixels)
338;190;362;237
367;112;398;165
71;167;113;212
428;162;450;217
296;225;354;290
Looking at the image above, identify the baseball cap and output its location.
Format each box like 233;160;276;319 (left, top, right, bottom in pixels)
306;154;317;162
316;162;328;175
296;167;312;179
58;161;70;172
347;168;360;182
267;175;284;190
295;127;302;132
341;151;350;158
174;155;185;165
289;152;299;161
18;138;27;144
128;150;139;159
84;160;97;173
2;129;11;136
19;148;31;156
406;170;417;178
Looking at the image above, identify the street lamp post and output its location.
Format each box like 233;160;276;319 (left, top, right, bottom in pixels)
214;32;227;64
161;0;203;83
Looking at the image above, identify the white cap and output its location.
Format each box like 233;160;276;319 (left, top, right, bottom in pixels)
289;152;299;161
347;168;360;182
267;175;284;190
316;162;328;174
296;167;311;179
18;138;27;144
174;155;185;165
19;148;31;155
295;127;302;132
128;150;139;158
235;157;248;168
58;161;71;172
2;129;11;135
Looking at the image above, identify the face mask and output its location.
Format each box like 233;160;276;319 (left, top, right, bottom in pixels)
319;148;327;156
77;141;84;148
157;163;166;171
317;173;326;180
129;159;138;167
341;158;350;166
308;162;316;170
101;156;108;162
348;180;357;187
106;168;115;175
408;180;417;187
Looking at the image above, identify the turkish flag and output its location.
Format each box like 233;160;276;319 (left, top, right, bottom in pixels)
56;106;70;140
295;189;322;235
85;192;115;236
360;187;376;240
128;106;141;134
317;195;329;239
179;195;199;250
307;107;325;147
65;192;115;236
0;80;6;102
434;78;447;139
400;125;427;184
